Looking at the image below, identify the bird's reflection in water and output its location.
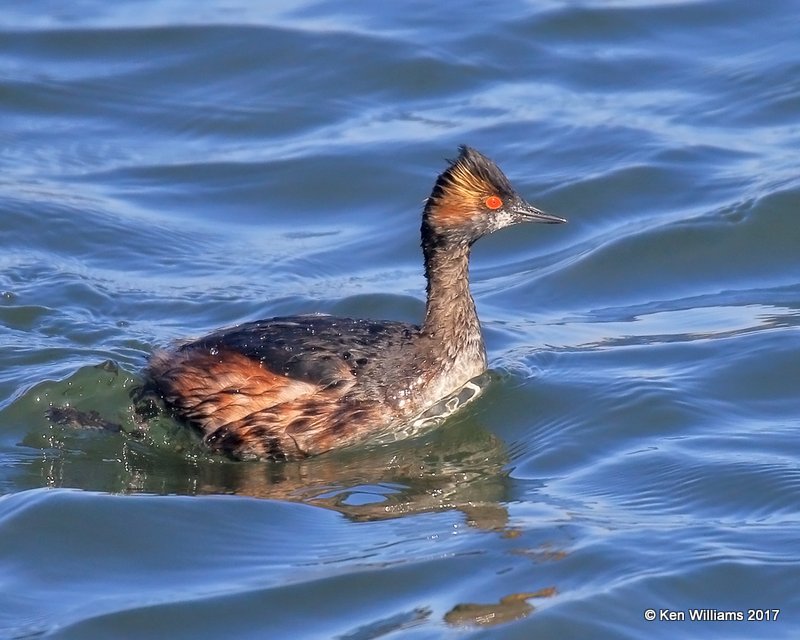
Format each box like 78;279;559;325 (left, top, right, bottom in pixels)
18;362;512;529
27;403;511;531
193;417;512;529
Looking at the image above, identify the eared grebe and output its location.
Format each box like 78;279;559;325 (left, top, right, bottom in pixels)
146;146;566;460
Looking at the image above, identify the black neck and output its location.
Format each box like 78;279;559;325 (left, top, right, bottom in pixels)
421;236;481;351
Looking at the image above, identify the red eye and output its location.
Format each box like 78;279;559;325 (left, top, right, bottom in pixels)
485;195;503;210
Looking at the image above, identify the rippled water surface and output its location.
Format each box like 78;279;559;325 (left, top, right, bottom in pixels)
2;1;799;638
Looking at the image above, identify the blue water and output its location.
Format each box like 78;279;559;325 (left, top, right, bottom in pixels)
1;1;799;638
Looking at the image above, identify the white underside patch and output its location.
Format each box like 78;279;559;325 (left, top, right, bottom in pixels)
372;371;492;444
